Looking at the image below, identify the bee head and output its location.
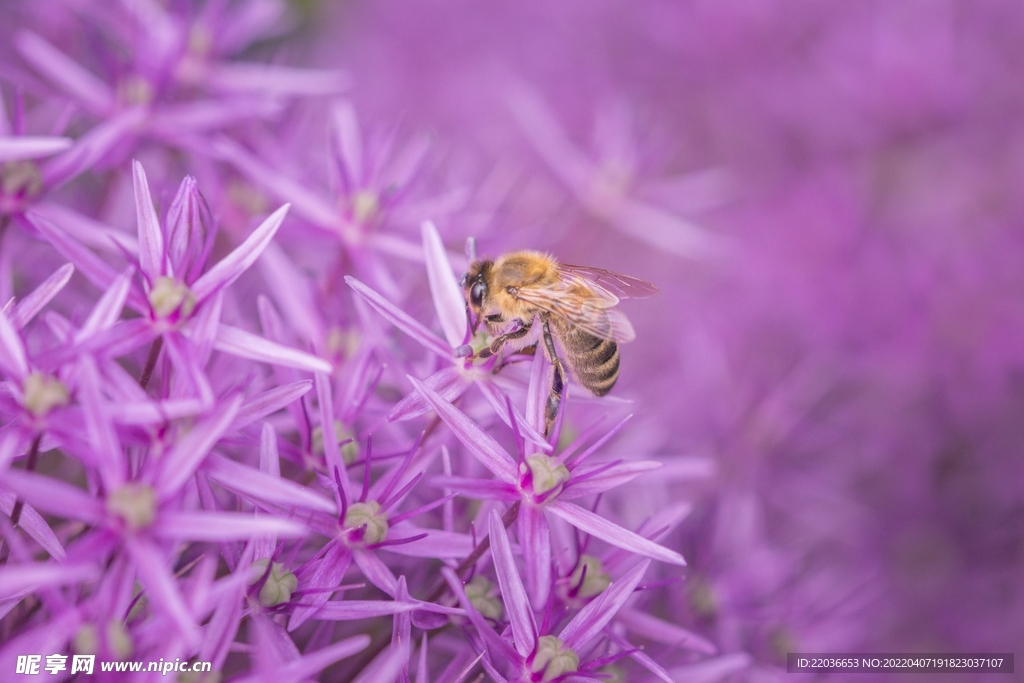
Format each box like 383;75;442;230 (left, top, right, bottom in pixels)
461;260;492;317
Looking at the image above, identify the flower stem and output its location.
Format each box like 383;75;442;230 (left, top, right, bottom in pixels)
138;336;164;390
0;434;43;565
427;499;521;603
347;500;522;680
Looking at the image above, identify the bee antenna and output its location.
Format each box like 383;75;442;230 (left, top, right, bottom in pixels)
465;236;477;262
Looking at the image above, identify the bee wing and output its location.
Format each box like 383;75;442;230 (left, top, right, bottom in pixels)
557;264;660;299
515;283;638;343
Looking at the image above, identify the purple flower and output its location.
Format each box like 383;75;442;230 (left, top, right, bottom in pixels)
29;161;330;390
410;365;684;613
507;82;730;260
212;99;456;297
445;511;658;683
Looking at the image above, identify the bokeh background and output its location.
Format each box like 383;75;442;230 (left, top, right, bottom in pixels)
320;0;1024;668
3;0;1023;681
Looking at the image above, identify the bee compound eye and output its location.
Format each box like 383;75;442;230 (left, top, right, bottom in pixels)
470;281;486;307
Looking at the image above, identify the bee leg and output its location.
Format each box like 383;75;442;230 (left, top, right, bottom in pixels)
478;319;533;359
541;319;566;438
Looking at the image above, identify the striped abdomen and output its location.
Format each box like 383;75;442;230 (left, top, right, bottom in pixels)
556;321;620;396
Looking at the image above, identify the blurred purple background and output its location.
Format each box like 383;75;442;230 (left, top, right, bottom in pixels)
321;0;1024;665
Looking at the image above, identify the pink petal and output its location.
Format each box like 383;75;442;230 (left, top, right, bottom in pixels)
11;263;74;329
0;430;23;470
407;375;518;484
75;355;126;489
27;211;148;313
162;333;214;406
258;244;325;346
154;511;307;541
441;567;520;666
132;161;166;282
611;198;721;259
546;501;686;566
164;175;203;279
212;136;340;228
375;527;474;558
331;100;364;191
524;348;548;444
112;398;205;425
346;277;451;358
383;133;430;191
232;636;370;683
204;454;336;514
387;367;468;422
315;372;347;491
156;395;242;496
0;490;64;559
560;460;663;500
559;559;650;651
421;221;466;347
488;511;537;657
214;324;332;374
125;535;199;645
41;107;147;188
314;600;419;621
0;136;72;162
260;422;280;476
428;476;518;501
232;380;313;430
477;380;550;451
506;82;595;200
190;290;223;370
0;562;97;601
15;31;114;114
351;646;405;683
616;608;717;654
30;202;138;256
150;98;283;135
518;505;551;610
0;308;28;379
353;549;399;597
0;470;105;524
192;203;290;302
75;266;133;342
289;542;351;631
209;63;350;95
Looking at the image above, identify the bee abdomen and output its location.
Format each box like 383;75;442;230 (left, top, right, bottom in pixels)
565;331;620;397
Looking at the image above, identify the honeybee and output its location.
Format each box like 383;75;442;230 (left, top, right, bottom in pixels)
462;250;658;436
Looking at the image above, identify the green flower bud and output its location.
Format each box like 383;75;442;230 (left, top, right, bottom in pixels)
1;160;43;198
465;575;503;621
522;454;570;499
530;636;579;682
22;372;70;417
567;555;611;600
351;190;380;224
344;500;389;545
107;483;158;529
312;420;360;465
148;276;197;319
250;558;299;608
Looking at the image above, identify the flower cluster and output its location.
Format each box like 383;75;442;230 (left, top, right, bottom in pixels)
4;0;1024;681
0;2;716;681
